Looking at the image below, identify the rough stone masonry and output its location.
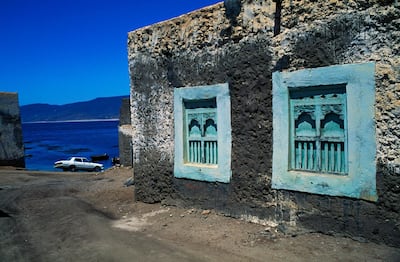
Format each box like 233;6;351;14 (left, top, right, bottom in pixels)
0;92;25;168
127;0;400;246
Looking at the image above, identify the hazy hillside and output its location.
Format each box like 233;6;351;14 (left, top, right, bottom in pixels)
21;95;129;123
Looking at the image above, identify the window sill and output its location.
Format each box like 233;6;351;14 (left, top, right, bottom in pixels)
184;163;218;169
174;163;230;183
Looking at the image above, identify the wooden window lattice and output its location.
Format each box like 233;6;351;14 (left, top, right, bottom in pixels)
185;108;218;165
290;92;348;175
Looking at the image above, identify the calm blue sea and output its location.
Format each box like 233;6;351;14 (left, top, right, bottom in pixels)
22;120;119;171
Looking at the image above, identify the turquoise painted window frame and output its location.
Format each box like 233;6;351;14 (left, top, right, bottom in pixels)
174;83;232;183
272;62;378;201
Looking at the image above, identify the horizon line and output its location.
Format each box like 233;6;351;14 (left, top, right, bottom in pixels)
22;118;120;124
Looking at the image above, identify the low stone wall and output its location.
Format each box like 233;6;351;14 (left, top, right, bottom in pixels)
118;98;133;167
127;0;400;246
0;92;25;168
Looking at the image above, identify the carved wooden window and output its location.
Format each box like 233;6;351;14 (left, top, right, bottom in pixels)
174;83;231;183
185;99;218;165
289;85;347;174
272;63;377;201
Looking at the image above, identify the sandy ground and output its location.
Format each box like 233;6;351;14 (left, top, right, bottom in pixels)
0;167;399;262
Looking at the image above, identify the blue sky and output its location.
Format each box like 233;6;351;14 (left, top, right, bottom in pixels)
0;0;221;105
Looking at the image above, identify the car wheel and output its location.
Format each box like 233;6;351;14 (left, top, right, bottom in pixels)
69;166;76;172
94;166;101;172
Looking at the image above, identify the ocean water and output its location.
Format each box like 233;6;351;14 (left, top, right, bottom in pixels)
22;120;119;171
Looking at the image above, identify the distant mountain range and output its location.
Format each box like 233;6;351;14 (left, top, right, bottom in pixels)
21;95;129;123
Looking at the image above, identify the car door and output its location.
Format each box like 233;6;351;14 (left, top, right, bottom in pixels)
75;158;85;170
81;158;91;170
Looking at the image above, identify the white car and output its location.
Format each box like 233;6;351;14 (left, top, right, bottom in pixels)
54;157;104;172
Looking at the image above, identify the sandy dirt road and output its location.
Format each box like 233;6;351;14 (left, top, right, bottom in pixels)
0;167;399;261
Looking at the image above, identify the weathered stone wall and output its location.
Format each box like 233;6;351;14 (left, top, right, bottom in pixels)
271;0;400;246
118;98;133;167
127;0;400;246
274;0;400;164
0;92;25;168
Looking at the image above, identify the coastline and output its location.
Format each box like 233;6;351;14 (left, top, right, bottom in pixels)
22;119;119;171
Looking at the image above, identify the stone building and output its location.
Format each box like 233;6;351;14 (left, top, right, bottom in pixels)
127;0;400;246
0;92;25;168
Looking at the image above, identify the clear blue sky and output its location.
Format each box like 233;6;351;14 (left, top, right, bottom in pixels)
0;0;221;105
